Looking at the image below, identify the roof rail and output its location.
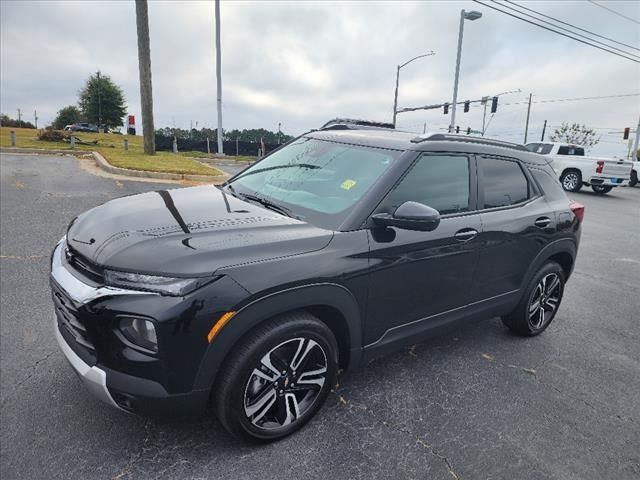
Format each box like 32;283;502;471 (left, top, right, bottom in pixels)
410;133;527;151
320;118;396;131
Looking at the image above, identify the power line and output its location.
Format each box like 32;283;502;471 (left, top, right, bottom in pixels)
473;0;640;63
501;92;640;106
588;0;640;26
505;0;640;52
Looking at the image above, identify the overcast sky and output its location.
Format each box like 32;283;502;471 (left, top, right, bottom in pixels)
1;0;638;156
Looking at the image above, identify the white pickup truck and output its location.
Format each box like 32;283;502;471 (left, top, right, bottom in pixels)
525;142;633;194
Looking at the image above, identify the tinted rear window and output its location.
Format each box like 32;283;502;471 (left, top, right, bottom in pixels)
480;157;530;208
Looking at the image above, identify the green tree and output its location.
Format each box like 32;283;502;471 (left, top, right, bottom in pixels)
52;105;82;130
550;122;599;147
78;71;127;129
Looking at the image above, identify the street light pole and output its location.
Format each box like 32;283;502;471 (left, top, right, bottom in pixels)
214;0;224;155
392;51;435;128
450;9;482;133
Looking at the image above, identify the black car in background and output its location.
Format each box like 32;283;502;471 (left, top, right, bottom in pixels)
50;126;583;441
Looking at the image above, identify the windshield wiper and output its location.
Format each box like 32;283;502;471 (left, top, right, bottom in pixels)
233;163;320;182
238;193;298;219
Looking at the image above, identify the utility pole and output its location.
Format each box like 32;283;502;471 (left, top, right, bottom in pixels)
135;0;156;155
541;119;547;141
481;96;488;136
524;93;532;144
215;0;224;155
17;108;21;123
633;114;640;160
278;122;281;144
97;71;102;130
34;109;38;129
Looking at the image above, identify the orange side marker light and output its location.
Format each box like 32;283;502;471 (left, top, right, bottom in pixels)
207;311;236;343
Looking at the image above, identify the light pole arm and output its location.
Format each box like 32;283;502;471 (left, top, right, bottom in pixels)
399;51;435;69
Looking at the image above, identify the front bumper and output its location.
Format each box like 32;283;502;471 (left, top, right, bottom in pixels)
50;240;212;419
53;314;125;411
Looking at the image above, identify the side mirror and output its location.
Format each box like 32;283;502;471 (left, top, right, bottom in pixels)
372;201;441;232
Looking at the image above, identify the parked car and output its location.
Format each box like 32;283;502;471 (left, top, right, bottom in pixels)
525;142;632;194
51;128;583;442
64;122;99;133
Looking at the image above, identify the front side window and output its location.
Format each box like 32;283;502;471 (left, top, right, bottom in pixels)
480;157;529;208
386;154;470;215
227;137;400;229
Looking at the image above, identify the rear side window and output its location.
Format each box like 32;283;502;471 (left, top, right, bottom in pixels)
557;146;584;156
387;154;470;215
480;157;529;208
530;168;567;202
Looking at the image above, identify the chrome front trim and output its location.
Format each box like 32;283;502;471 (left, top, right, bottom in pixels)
51;241;156;305
54;315;127;412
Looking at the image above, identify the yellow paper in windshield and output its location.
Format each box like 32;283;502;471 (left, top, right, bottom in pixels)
341;179;357;190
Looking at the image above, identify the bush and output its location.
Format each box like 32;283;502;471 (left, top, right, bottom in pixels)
0;114;36;129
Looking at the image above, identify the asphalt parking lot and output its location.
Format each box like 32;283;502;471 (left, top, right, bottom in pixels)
1;153;639;480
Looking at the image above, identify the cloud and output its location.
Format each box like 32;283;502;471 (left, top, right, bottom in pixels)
1;0;638;156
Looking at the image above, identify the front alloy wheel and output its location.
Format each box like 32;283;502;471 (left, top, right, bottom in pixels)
214;312;338;442
243;338;327;430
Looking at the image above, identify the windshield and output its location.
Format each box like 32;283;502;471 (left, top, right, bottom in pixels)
226;137;400;230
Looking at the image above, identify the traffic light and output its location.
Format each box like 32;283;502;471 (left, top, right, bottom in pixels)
443;103;449;114
456;126;460;134
490;96;498;113
467;127;471;135
464;100;470;113
623;127;630;140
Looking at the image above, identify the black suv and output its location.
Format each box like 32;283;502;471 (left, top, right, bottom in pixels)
50;128;583;441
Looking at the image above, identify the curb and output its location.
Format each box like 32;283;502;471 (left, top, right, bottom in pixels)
0;147;228;183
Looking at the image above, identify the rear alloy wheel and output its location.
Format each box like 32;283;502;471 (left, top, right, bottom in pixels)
560;170;582;192
591;185;612;195
214;312;337;442
629;170;638;187
502;262;565;336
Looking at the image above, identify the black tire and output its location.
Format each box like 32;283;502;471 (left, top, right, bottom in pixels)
502;262;565;336
630;170;638;187
214;311;338;442
591;185;613;195
560;169;582;192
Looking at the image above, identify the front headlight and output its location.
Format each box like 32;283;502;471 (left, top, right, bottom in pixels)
104;269;217;296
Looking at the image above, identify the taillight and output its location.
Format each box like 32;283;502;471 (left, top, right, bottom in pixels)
569;201;585;223
596;160;604;174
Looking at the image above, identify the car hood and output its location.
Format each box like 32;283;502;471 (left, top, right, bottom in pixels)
66;185;333;276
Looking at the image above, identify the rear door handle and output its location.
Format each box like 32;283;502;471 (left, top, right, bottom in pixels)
534;217;551;228
454;228;478;241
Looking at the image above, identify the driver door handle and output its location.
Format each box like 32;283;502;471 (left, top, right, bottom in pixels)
454;228;478;242
534;217;552;228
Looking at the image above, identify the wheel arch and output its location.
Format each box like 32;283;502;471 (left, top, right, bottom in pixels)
193;283;363;391
519;239;577;295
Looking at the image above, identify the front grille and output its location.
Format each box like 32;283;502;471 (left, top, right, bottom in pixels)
52;281;95;352
65;246;104;283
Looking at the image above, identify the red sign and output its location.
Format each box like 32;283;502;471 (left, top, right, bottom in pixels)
128;115;135;126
